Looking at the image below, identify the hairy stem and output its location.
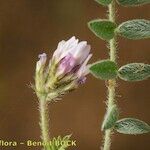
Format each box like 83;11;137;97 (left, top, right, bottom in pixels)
39;97;50;149
103;1;117;150
109;0;117;62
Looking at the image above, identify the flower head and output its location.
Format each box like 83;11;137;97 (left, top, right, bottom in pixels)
35;36;92;101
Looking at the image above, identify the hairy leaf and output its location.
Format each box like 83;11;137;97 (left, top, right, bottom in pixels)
89;60;118;80
118;63;150;81
116;19;150;39
88;19;117;40
117;0;150;6
102;105;119;130
115;118;150;135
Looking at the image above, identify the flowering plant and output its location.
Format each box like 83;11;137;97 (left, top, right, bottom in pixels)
32;1;150;150
34;36;92;150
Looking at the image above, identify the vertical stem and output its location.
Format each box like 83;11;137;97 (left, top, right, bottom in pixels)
109;0;117;62
103;1;117;150
39;97;50;149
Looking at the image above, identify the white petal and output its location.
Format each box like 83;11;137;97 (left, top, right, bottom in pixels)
79;45;91;63
53;40;66;59
53;37;78;61
67;36;76;44
60;36;79;59
57;40;66;49
77;54;92;77
73;41;91;64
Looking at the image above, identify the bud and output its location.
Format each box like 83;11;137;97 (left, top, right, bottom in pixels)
35;36;92;101
35;53;47;97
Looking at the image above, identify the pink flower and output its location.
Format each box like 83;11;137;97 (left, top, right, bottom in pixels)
35;36;92;101
54;36;92;81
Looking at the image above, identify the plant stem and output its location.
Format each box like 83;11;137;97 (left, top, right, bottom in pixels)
39;97;50;149
103;1;117;150
109;0;117;62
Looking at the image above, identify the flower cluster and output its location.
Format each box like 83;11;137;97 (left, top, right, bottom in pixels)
35;36;92;101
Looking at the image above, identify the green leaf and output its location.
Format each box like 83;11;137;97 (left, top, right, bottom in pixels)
118;63;150;81
117;0;150;6
95;0;112;6
115;118;150;135
88;19;117;40
101;105;119;130
116;19;150;40
89;60;118;80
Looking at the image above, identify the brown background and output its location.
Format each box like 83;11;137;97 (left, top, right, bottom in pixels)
0;0;150;150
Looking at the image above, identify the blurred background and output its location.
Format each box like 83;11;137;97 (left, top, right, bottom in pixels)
0;0;150;150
